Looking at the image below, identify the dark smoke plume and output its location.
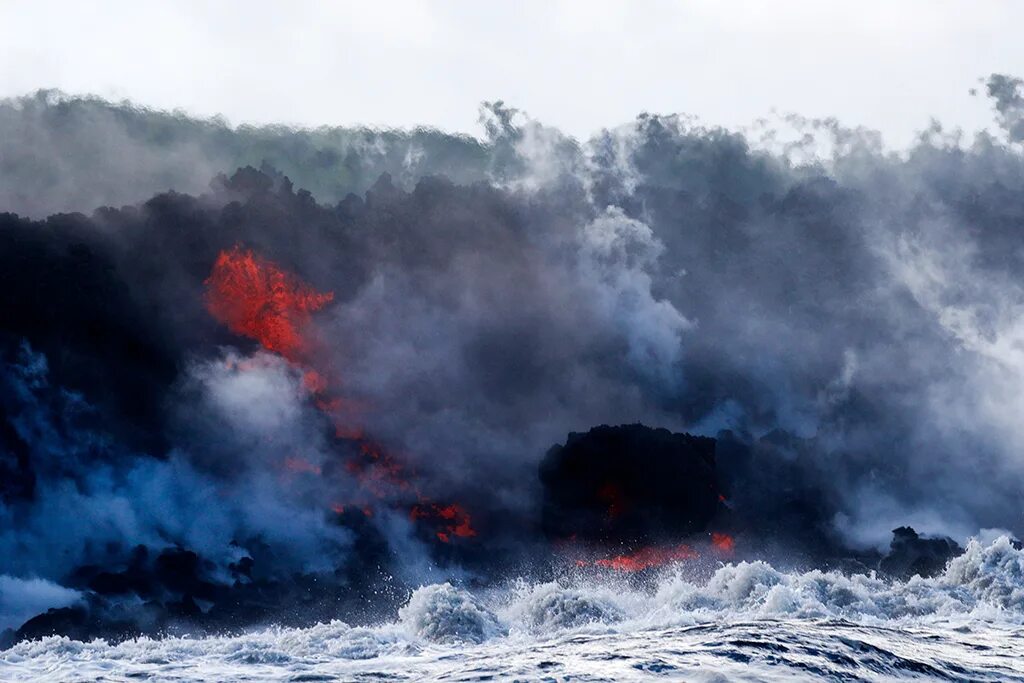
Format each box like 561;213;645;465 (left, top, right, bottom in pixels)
3;77;1024;641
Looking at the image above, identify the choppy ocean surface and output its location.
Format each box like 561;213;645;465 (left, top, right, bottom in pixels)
3;537;1024;682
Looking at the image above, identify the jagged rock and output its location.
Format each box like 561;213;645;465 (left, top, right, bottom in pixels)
10;521;406;645
539;424;722;544
879;526;963;579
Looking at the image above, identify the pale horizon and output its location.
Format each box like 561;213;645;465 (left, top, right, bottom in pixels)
2;0;1019;145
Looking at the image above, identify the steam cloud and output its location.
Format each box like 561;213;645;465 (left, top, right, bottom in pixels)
2;77;1024;641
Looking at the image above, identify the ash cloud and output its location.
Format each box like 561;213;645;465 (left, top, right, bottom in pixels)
985;74;1024;142
3;77;1024;640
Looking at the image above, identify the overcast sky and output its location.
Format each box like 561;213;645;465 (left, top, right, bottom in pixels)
1;0;1020;146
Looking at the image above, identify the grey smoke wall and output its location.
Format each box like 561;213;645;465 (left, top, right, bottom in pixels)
3;75;1024;639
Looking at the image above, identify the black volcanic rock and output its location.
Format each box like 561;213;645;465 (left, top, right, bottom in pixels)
714;429;843;555
879;526;963;579
539;424;722;544
14;602;144;645
10;522;410;645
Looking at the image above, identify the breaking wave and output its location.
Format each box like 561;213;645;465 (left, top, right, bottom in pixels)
3;536;1024;681
399;583;505;644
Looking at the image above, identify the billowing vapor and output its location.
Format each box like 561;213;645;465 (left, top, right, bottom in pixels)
2;76;1024;642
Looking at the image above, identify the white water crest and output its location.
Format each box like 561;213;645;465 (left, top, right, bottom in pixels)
3;537;1024;681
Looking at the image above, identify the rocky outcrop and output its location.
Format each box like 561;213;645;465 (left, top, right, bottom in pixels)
879;527;963;579
539;424;723;544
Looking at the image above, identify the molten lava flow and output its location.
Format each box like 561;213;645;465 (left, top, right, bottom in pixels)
410;503;478;543
711;532;735;554
590;544;698;572
333;438;477;543
573;535;735;572
204;244;480;547
338;438;414;505
205;245;334;361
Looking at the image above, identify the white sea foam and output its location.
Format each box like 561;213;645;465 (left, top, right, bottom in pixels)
4;536;1024;681
501;580;625;632
399;582;506;644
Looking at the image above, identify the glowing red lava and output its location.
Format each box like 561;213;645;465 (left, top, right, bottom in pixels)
205;245;334;361
589;544;699;572
410;502;478;543
205;245;479;546
711;532;735;554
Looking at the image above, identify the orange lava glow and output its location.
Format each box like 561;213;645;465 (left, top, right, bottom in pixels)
302;370;330;394
343;438;411;498
711;532;735;554
586;544;699;572
204;245;479;546
205;245;334;361
410;502;478;543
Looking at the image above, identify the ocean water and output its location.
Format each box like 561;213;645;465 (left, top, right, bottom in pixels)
3;537;1023;682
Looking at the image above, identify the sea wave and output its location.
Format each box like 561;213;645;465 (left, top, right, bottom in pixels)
3;536;1024;681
